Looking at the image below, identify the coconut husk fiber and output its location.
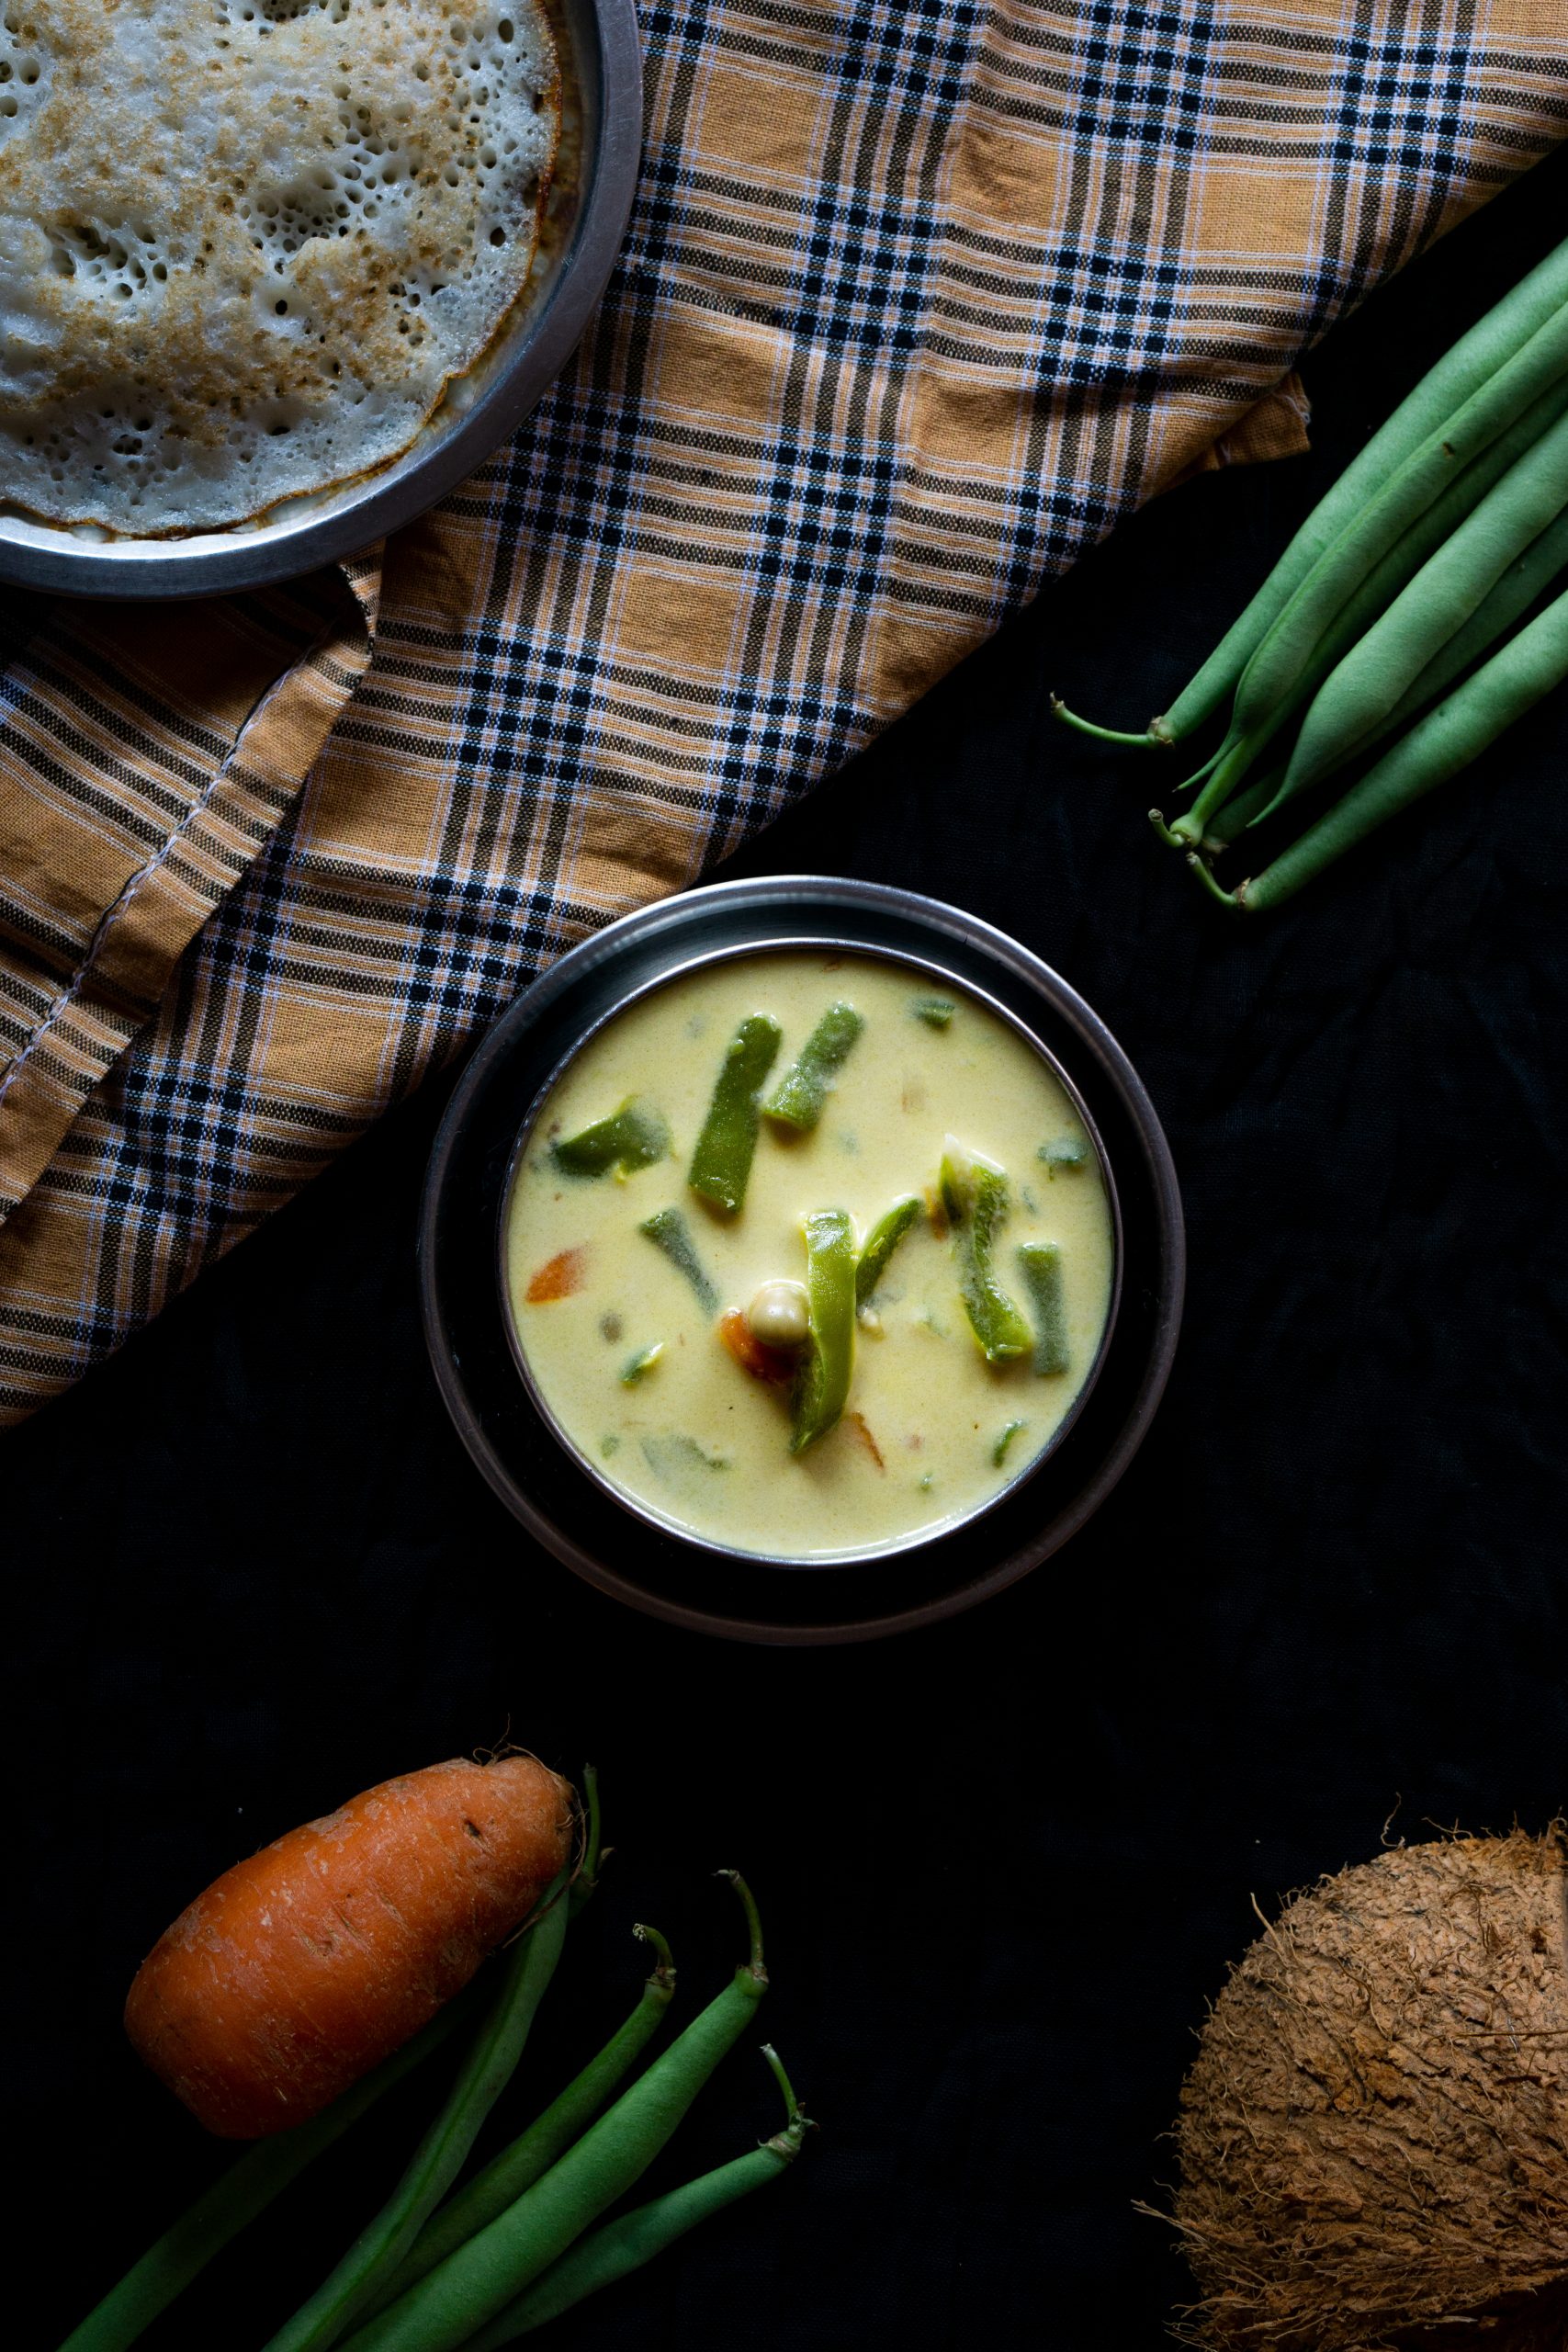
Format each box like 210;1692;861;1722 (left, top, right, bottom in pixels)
1169;1826;1568;2352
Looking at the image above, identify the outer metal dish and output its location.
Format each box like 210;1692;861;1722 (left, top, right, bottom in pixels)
419;876;1186;1645
494;934;1125;1567
0;0;642;601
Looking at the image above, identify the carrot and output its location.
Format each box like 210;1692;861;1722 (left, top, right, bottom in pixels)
716;1306;794;1385
846;1411;885;1470
124;1756;574;2139
525;1249;587;1303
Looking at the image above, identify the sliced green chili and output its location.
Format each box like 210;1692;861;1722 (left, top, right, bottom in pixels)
1016;1242;1070;1376
942;1144;1031;1364
855;1194;920;1307
363;1928;677;2321
638;1207;719;1316
619;1343;664;1386
339;1877;771;2352
1038;1135;1088;1175
992;1419;1027;1468
687;1014;782;1214
911;995;956;1029
551;1098;670;1180
460;2046;812;2348
790;1207;856;1453
763;1002;863;1133
263;1879;571;2352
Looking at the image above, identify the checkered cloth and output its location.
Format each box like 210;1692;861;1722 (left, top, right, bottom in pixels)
2;0;1566;1422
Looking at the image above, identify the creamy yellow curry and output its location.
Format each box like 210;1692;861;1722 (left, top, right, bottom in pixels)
503;951;1116;1561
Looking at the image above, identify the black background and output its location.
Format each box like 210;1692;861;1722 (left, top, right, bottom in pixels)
13;149;1568;2352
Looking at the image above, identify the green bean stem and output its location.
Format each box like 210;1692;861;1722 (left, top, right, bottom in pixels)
1199;586;1568;913
855;1194;920;1308
637;1208;720;1317
362;1928;676;2319
1145;241;1568;746
262;1879;571;2352
1177;301;1568;838
763;1002;864;1133
339;1874;771;2352
942;1143;1031;1364
461;2045;814;2349
687;1015;782;1214
1257;400;1568;826
790;1208;857;1452
1048;696;1165;750
1167;371;1568;840
56;1997;473;2352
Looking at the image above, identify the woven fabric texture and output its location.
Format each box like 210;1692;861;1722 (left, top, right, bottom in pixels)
2;0;1567;1422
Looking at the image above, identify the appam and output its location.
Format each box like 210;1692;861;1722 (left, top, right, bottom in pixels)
0;0;559;532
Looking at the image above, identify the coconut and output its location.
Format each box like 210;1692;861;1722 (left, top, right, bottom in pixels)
1168;1826;1568;2351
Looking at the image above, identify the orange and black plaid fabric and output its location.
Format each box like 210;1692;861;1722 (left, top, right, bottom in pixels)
3;0;1567;1421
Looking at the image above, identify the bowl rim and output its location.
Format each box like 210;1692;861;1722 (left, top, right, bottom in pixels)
419;876;1186;1643
0;0;643;601
493;932;1125;1567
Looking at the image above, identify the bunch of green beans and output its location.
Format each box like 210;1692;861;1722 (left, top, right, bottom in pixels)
1054;234;1568;909
57;1805;812;2352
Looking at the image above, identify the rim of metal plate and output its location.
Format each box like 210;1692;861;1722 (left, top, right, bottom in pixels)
419;876;1187;1645
0;0;643;600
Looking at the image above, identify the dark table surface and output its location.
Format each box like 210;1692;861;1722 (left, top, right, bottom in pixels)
13;148;1568;2352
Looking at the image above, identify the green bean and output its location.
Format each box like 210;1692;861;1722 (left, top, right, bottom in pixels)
362;1929;676;2321
911;995;956;1029
790;1208;856;1453
618;1343;663;1386
1198;761;1285;852
1055;237;1568;747
687;1015;782;1214
57;1997;475;2352
855;1194;920;1308
638;1208;719;1317
1167;371;1568;842
1037;1134;1088;1175
338;1876;771;2352
1206;503;1568;850
1255;401;1568;827
941;1143;1031;1364
763;1002;863;1133
1016;1242;1070;1376
1192;585;1568;913
551;1098;669;1180
991;1420;1027;1469
459;2046;813;2348
262;1882;570;2352
1192;306;1568;812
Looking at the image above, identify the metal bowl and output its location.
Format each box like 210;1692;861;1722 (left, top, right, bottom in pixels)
419;877;1185;1645
494;934;1125;1567
0;0;642;601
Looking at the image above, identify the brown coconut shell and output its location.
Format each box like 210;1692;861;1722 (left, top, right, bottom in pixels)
1169;1826;1568;2352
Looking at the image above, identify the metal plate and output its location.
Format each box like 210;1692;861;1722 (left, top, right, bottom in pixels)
0;0;642;601
419;877;1186;1644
